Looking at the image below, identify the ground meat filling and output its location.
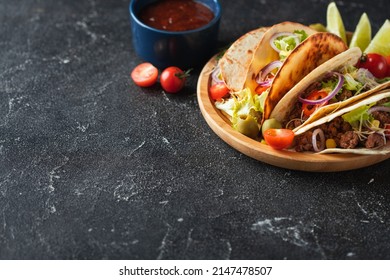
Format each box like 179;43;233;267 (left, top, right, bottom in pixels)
294;112;389;152
365;133;385;149
371;111;390;125
294;117;351;152
337;88;353;101
285;103;304;129
285;79;354;130
339;131;359;149
294;131;313;152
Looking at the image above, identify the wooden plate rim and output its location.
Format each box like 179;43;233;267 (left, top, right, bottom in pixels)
196;55;390;172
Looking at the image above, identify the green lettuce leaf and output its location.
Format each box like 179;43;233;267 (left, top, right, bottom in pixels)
293;30;309;41
382;101;390;107
341;104;374;126
215;88;265;130
273;30;308;60
215;97;235;117
343;73;363;92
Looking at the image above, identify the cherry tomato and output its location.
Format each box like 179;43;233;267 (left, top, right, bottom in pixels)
131;62;159;87
301;90;329;117
385;56;390;77
209;83;229;101
160;66;190;93
357;53;388;79
263;128;295;150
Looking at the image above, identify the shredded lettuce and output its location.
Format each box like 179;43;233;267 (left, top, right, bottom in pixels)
342;100;390;135
354;67;379;90
343;73;363;92
273;30;308;60
215;88;265;129
321;79;337;93
342;104;374;126
377;77;390;83
336;66;363;93
215;97;235;117
274;35;297;52
293;30;309;41
319;67;364;98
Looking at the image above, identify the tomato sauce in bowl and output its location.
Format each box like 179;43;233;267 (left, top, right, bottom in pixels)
138;0;214;32
130;0;221;69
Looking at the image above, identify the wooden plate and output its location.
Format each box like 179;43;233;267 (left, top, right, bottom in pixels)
197;56;390;172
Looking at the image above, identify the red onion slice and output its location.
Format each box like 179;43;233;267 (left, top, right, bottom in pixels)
312;128;325;152
257;80;272;87
256;60;282;85
367;106;390;115
299;72;344;105
270;32;300;53
212;65;224;84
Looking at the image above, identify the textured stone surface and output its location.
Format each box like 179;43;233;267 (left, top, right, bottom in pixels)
1;0;390;260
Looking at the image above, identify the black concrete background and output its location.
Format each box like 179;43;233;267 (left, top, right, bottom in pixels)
1;0;390;259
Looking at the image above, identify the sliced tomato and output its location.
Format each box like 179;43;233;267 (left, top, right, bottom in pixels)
263;128;295;150
255;85;270;95
301;90;329;117
209;83;229;101
131;62;159;87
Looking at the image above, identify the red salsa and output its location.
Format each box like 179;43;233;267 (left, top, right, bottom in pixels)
138;0;214;32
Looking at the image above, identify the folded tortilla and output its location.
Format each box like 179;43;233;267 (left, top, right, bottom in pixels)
245;22;318;93
261;32;348;122
270;46;390;132
294;90;390;155
271;47;361;124
219;27;268;92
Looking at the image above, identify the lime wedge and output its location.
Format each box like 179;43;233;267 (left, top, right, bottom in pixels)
349;13;371;51
364;20;390;56
326;2;347;44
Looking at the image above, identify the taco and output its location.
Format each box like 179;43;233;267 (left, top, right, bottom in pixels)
214;25;349;139
219;27;268;92
245;21;318;93
292;90;390;154
260;31;349;122
218;22;317;93
270;47;390;132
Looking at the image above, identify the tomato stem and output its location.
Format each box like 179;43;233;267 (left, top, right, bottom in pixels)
360;53;368;63
175;68;192;79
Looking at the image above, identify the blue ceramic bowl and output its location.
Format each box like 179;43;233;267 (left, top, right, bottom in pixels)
129;0;221;69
